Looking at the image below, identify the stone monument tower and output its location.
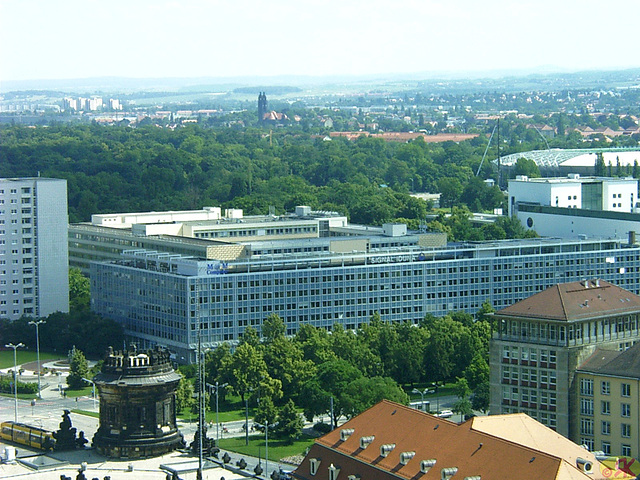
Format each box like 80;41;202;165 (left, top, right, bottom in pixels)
92;345;184;458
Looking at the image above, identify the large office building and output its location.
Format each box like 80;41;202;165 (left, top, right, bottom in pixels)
489;279;640;438
70;206;446;274
91;235;640;363
0;178;69;320
509;175;640;238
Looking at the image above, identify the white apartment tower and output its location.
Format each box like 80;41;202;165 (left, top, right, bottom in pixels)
0;178;69;320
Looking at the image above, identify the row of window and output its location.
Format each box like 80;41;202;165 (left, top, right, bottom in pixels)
580;379;632;397
580;438;632;457
501;366;557;385
502;346;557;363
0;187;31;195
580;398;632;417
581;418;632;437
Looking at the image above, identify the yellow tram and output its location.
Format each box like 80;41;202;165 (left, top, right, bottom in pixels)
0;421;54;450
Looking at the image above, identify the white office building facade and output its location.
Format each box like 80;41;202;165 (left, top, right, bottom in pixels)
0;178;69;320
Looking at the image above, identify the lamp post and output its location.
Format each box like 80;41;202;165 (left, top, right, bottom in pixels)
29;320;46;399
82;377;97;410
412;387;429;412
5;342;25;422
207;381;228;444
255;421;278;480
244;395;249;446
432;382;439;413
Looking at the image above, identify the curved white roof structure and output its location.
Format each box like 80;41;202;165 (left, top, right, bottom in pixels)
497;148;640;168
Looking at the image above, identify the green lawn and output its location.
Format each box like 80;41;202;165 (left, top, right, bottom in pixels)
0;350;65;369
71;409;100;418
217;434;315;463
178;393;260;423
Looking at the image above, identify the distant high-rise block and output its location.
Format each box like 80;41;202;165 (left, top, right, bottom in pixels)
0;178;69;320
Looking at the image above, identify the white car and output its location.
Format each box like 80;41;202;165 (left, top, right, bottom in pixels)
436;410;453;418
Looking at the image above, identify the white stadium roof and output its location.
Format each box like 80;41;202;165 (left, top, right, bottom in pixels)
496;148;640;168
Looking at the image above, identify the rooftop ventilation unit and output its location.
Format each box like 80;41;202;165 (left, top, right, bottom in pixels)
400;451;416;465
464;477;481;480
340;428;355;441
380;444;396;457
441;467;458;480
576;457;594;474
360;436;375;449
420;459;436;473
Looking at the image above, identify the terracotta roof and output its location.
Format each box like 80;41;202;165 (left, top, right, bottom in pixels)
579;342;640;378
293;400;603;480
494;279;640;322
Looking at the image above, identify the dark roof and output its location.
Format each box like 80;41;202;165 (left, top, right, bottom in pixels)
495;279;640;322
579;342;640;378
293;400;596;480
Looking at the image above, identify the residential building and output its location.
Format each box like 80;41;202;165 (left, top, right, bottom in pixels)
575;342;640;458
92;237;640;362
0;177;69;320
509;175;640;238
489;279;640;438
293;400;608;480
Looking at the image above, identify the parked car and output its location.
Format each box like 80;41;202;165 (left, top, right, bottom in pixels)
436;410;453;418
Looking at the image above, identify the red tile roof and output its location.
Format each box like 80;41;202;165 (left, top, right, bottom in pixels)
495;279;640;321
293;400;602;480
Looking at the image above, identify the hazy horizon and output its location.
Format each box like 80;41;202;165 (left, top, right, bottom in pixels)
2;0;640;85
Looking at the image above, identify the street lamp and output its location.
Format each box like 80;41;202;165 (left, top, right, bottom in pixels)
432;382;439;413
412;387;429;412
244;395;250;446
29;320;46;399
82;377;97;410
207;381;228;444
5;342;25;422
254;421;278;480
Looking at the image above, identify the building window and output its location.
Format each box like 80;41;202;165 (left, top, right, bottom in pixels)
580;378;593;396
601;421;611;435
580;418;593;435
309;459;321;476
622;383;631;397
622;423;631;438
602;381;611;395
328;464;340;480
581;398;594;416
602;442;611;455
602;401;611;415
581;438;594;451
621;403;631;417
622;445;632;457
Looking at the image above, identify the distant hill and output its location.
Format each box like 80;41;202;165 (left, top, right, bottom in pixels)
233;86;302;95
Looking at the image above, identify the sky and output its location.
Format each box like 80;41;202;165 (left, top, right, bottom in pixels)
2;0;640;83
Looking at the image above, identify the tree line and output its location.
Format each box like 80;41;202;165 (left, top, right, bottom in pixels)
180;307;493;435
